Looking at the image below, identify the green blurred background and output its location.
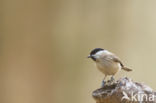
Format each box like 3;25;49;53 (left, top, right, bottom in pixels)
1;0;156;103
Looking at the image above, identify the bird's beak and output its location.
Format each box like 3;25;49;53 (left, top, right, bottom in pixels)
87;55;91;58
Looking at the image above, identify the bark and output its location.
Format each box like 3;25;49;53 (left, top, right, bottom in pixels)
92;77;156;103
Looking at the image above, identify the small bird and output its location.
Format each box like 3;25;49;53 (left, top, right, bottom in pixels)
88;48;132;86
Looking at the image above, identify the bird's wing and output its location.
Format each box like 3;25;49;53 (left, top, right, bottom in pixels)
104;54;124;67
103;54;132;71
112;56;124;67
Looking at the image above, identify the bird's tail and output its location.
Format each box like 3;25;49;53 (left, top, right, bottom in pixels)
122;67;132;72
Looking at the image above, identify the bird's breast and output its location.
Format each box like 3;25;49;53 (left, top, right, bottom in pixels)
96;60;121;75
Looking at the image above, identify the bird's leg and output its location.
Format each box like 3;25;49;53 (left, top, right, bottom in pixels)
101;75;107;87
107;76;115;85
110;76;115;83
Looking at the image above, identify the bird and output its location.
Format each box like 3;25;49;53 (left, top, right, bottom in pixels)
88;48;132;86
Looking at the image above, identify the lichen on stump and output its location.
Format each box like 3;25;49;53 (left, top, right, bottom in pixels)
92;77;156;103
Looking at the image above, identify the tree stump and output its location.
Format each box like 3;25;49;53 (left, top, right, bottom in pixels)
92;77;156;103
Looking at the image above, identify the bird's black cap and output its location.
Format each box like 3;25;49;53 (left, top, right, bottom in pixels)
90;48;104;55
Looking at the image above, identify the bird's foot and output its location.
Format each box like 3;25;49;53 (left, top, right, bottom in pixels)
107;76;115;85
101;80;106;88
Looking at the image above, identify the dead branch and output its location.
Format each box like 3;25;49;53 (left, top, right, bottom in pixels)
92;77;156;103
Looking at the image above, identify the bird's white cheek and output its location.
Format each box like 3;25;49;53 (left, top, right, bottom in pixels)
93;51;106;59
93;55;100;59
